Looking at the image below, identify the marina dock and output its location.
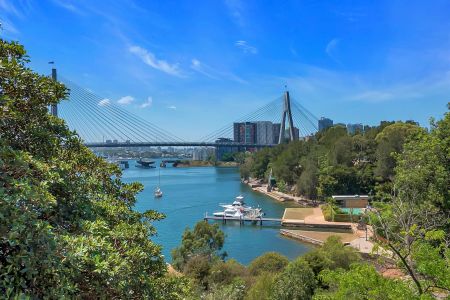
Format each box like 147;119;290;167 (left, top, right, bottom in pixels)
204;213;282;226
204;208;353;230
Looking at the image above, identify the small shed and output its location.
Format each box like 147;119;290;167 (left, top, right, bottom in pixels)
332;195;369;208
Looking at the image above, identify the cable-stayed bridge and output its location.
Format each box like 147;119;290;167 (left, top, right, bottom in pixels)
53;70;319;151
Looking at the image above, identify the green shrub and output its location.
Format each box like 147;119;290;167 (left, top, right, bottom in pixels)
208;259;248;286
244;273;276;300
314;263;421;299
204;277;247;300
248;252;289;276
183;255;212;290
303;236;360;279
0;38;188;299
271;258;317;300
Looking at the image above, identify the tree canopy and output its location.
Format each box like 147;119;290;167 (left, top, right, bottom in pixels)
0;38;190;298
242;120;421;199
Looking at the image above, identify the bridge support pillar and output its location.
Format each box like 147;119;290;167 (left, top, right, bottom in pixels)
50;68;58;117
278;90;296;144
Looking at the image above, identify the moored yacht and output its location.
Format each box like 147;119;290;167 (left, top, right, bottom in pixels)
213;207;244;218
213;195;264;218
220;195;252;211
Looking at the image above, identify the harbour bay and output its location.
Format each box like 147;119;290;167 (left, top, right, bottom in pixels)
122;159;313;264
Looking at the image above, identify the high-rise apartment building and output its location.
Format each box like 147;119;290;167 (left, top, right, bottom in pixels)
233;122;257;144
272;123;281;144
346;123;364;135
255;121;274;145
318;117;333;131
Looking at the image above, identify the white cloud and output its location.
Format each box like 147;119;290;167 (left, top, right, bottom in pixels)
167;105;177;110
0;18;19;34
235;40;258;54
51;0;84;15
117;95;134;105
98;98;110;106
0;0;25;35
190;58;247;83
350;91;394;102
276;63;450;106
129;45;182;77
224;0;245;27
0;0;21;17
325;38;340;63
190;59;219;79
140;97;153;108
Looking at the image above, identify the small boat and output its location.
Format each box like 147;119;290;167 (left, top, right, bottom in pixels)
154;187;163;198
154;168;163;198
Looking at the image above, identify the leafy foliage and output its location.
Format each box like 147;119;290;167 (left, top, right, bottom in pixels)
171;221;226;271
247;252;289;276
244;273;276;300
369;104;450;295
271;258;317;300
303;236;360;278
0;38;189;298
209;259;248;286
314;263;422;300
242;120;420;199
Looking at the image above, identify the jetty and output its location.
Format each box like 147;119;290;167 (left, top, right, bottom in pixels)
204;213;282;226
203;207;353;230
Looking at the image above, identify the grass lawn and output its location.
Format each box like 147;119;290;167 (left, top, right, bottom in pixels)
283;208;314;220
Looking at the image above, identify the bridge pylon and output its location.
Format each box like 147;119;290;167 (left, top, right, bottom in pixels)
50;67;58;117
278;90;296;144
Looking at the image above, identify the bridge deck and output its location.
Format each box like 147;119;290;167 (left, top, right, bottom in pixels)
85;142;277;148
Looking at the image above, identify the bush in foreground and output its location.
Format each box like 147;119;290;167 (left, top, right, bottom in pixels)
0;38;190;298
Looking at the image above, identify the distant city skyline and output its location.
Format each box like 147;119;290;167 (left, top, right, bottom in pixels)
1;0;449;140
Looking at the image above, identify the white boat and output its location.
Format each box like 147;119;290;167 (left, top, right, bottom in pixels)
154;187;163;198
220;195;252;211
213;207;244;217
213;195;264;218
154;168;163;198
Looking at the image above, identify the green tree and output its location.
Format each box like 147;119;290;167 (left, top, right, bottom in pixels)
244;273;276;300
204;277;247;300
370;106;450;295
330;136;353;166
296;156;319;199
374;122;420;181
314;263;421;300
208;259;248;286
248;252;289;276
250;147;273;179
221;152;235;162
411;231;450;293
183;255;212;289
271;258;317;300
303;236;360;278
171;221;226;271
0;39;188;298
240;155;253;180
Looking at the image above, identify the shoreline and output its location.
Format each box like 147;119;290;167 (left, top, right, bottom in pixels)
176;161;239;168
243;178;318;207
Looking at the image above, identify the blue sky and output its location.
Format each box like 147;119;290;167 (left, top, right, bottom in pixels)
1;0;450;140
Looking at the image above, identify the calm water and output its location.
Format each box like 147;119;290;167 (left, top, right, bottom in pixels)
122;159;313;265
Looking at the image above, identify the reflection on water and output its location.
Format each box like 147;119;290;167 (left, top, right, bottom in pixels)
122;159;313;264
